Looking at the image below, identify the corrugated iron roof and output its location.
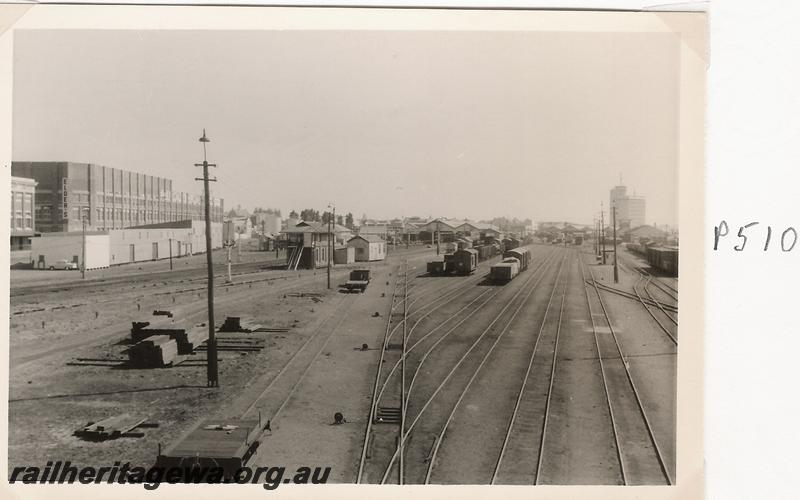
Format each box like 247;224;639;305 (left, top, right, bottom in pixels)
349;234;384;243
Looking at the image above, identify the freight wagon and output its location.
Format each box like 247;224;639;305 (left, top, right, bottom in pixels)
447;248;478;275
502;238;521;251
427;260;446;275
646;246;678;276
503;246;532;272
473;244;496;261
490;257;520;283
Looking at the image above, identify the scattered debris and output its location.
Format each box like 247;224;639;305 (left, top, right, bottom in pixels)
152;310;173;318
372;312;381;317
333;412;347;425
361;343;369;351
74;414;158;441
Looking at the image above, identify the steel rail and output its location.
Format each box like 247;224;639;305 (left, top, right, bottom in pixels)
399;262;409;483
632;275;677;345
375;288;495;411
586;280;677;312
383;268;493;348
400;250;558;417
490;250;568;483
488;249;569;483
424;249;566;484
356;263;404;483
376;252;550;410
377;248;559;484
534;251;569;484
586;260;674;485
241;293;355;419
577;252;626;484
643;277;678;325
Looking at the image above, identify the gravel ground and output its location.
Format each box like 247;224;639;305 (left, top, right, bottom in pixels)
7;241;676;485
7;245;433;476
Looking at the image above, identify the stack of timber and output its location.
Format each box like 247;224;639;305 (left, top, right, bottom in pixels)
130;316;208;355
128;335;179;368
219;315;286;333
219;316;243;332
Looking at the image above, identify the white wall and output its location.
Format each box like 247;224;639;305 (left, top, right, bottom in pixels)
31;233;110;269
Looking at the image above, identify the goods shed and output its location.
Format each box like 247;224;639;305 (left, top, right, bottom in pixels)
31;231;110;270
348;234;386;262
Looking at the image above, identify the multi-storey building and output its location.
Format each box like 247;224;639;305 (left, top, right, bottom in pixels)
609;184;646;229
11;161;224;233
10;176;37;250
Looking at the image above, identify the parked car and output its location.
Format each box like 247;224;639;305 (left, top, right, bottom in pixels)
49;259;79;270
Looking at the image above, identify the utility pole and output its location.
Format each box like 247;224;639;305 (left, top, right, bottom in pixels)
169;237;173;270
327;204;334;290
436;220;440;255
601;204;606;265
613;204;619;283
81;212;87;279
596;218;600;257
226;243;232;283
195;129;218;388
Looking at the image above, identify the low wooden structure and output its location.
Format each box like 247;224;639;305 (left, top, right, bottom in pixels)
155;418;267;479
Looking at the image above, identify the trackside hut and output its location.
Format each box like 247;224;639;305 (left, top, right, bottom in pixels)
348;234;386;262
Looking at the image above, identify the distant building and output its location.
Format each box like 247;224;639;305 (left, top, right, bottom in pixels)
30;219;222;270
281;220;352;269
358;224;388;239
623;224;667;244
609;184;646;230
417;218;462;243
227;216;253;240
348;234;386;262
252;212;281;235
10;176;37;250
456;221;502;240
11;161;224;233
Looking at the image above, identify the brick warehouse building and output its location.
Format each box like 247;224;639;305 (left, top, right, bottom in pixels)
11;161;224;233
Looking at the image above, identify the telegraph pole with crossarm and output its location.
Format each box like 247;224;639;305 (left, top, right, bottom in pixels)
195;129;219;388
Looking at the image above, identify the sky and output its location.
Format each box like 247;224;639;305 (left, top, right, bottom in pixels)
13;29;679;227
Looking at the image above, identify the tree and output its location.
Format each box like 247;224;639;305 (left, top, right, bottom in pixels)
345;212;354;229
289;209;299;219
336;215;344;226
300;208;321;222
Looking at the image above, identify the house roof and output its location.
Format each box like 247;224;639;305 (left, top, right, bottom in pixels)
349;234;384;243
358;224;388;234
282;221;351;234
626;225;667;237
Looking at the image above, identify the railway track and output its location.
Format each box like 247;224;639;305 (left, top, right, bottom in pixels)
617;260;678;345
364;247;560;484
489;249;570;484
10;265;355;369
358;258;513;483
580;255;674;485
238;301;356;437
